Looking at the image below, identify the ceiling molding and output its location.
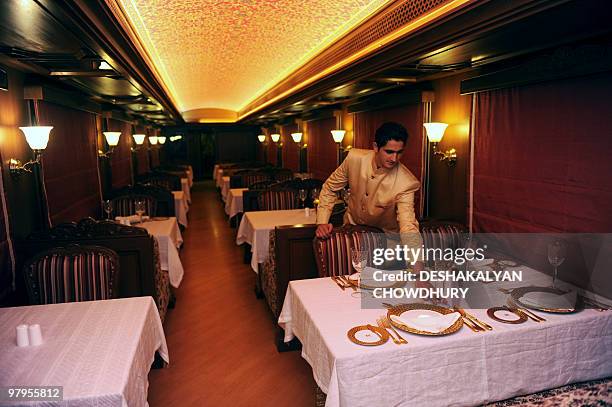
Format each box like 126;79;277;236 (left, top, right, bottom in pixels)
36;0;183;122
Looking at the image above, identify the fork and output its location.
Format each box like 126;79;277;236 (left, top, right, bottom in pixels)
381;316;408;344
376;317;401;345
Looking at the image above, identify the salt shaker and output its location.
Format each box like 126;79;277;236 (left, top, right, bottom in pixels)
16;324;29;347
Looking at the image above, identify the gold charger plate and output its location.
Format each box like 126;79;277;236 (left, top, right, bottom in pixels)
347;325;389;346
386;303;463;336
510;286;577;313
487;306;527;324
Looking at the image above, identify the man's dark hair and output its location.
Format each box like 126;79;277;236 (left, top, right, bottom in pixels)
374;122;409;148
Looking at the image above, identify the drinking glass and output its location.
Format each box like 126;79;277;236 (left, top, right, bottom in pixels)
547;240;566;288
103;200;113;220
135;200;146;224
299;189;307;208
311;188;320;213
350;248;368;298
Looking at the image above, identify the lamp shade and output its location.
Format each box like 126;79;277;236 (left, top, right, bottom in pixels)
133;134;146;145
423;122;448;143
291;132;303;143
257;134;266;143
270;133;281;143
158;136;166;144
331;130;346;143
19;126;53;150
103;131;121;147
149;136;158;145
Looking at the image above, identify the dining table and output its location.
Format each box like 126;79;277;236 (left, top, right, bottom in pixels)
236;208;316;273
224;188;248;219
278;267;612;407
172;191;189;228
138;217;184;288
220;176;231;202
0;297;168;407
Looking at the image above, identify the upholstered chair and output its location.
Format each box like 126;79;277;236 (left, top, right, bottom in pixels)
257;190;299;211
24;245;120;305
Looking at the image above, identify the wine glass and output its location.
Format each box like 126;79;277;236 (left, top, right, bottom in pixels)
135;200;146;224
298;189;307;208
547;240;566;288
311;188;320;213
102;200;113;220
350;248;368;298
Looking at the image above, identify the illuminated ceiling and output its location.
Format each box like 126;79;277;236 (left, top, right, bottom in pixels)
115;0;392;122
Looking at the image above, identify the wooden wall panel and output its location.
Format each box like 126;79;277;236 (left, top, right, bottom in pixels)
136;126;150;175
306;117;337;180
38;101;101;225
429;73;473;224
108;119;133;188
281;124;299;172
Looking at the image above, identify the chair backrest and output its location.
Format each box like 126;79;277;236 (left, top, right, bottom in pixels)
257;190;298;211
108;184;175;217
420;220;467;267
249;180;278;190
137;173;181;191
24;244;120;305
241;171;272;188
271;169;293;182
313;225;384;277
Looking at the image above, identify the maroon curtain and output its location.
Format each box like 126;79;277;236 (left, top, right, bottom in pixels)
38;102;101;225
307;117;337;180
353;104;424;217
109;119;133;188
267;135;277;166
472;74;612;232
282;124;299;172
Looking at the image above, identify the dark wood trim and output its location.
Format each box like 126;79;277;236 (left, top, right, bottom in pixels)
460;43;612;94
347;87;424;113
36;0;183;122
24;84;101;115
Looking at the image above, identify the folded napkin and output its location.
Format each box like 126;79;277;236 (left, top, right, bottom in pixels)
521;289;577;310
390;311;461;334
115;215;150;224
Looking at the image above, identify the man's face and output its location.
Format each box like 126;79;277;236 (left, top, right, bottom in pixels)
373;139;405;169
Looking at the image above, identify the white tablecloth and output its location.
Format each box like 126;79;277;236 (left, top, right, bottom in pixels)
140;218;184;288
215;169;224;188
172;191;189;228
220;176;231;202
236;209;316;273
0;297;168;407
224;188;248;218
180;178;191;204
278;276;612;407
185;166;193;187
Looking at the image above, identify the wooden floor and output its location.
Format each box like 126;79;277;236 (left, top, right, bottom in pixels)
148;181;315;406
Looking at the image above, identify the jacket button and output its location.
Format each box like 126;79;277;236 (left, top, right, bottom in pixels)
365;192;368;196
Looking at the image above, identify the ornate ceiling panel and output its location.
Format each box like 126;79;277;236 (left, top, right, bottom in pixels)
116;0;392;119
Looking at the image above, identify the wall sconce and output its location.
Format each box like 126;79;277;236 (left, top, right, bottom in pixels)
331;130;346;144
98;131;121;158
158;136;166;144
148;136;158;148
270;133;281;143
423;122;457;166
131;133;146;152
9;126;53;175
170;135;183;142
258;134;267;143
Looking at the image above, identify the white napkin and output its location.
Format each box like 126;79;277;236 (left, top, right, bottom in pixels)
521;289;577;310
115;215;150;224
390;311;461;334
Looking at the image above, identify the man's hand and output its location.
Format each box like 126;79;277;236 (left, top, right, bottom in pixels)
315;224;333;239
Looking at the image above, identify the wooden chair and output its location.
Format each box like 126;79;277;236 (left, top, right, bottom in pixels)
313;225;384;277
257;190;298;211
108;184;175;217
137;173;181;191
23;244;120;305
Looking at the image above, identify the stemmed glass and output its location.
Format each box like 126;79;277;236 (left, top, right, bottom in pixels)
547;240;566;289
350;248;368;298
135;200;146;224
311;188;320;214
103;200;113;220
298;189;307;208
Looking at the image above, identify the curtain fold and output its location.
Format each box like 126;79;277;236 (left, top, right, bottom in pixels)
472;74;612;232
307;117;337;180
282;124;299;172
109;119;133;189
